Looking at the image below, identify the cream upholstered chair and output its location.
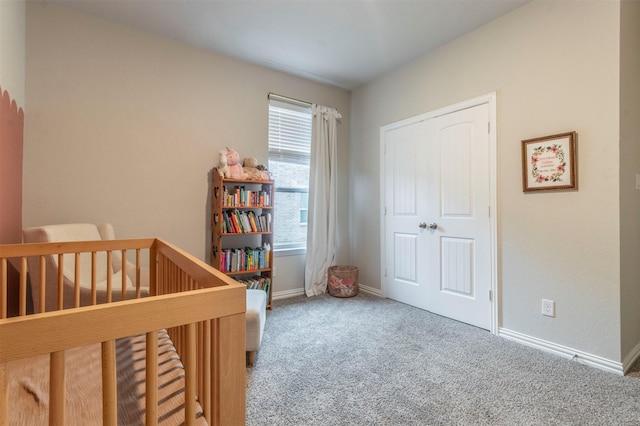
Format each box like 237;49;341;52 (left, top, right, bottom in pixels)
23;223;149;313
245;288;267;366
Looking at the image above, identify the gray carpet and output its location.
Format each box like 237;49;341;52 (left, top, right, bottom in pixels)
246;292;640;425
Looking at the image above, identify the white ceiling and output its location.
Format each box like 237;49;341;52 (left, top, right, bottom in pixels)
47;0;529;90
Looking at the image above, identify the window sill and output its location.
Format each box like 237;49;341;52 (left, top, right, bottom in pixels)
274;247;306;257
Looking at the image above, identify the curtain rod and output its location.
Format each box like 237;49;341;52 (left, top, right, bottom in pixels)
268;92;312;107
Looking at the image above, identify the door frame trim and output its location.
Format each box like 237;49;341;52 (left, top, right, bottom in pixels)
379;92;498;334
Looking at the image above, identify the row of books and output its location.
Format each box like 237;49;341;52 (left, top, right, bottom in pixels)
223;185;271;207
233;275;271;294
219;244;271;272
222;210;271;234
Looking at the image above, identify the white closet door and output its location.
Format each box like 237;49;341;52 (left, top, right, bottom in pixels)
383;103;492;330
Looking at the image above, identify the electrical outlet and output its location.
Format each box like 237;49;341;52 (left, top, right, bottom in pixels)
542;299;555;317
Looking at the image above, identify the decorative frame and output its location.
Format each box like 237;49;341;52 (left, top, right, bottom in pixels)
522;131;577;192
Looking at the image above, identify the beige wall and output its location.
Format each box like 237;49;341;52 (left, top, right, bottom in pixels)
24;3;350;294
351;1;623;361
619;0;640;362
0;0;25;108
0;0;25;244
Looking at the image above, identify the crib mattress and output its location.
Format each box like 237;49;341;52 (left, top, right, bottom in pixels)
7;330;207;425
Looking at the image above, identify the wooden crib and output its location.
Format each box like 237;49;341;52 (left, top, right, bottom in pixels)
0;238;246;425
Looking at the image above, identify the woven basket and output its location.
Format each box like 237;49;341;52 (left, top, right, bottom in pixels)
327;265;359;298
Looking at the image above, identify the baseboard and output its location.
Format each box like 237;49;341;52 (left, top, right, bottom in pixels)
623;340;640;374
358;283;383;297
499;328;624;376
272;288;305;300
272;283;382;300
498;328;624;376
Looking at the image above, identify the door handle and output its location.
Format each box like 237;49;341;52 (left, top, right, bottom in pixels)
419;222;438;230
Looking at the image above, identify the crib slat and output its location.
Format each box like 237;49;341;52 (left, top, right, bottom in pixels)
91;252;98;305
136;249;141;298
50;351;66;425
202;319;212;419
0;259;6;319
146;330;158;426
57;254;64;310
121;250;127;301
74;253;81;308
106;251;113;303
196;321;203;411
19;258;27;316
102;340;117;426
149;244;157;297
185;323;197;426
39;255;46;313
1;362;7;426
196;321;202;403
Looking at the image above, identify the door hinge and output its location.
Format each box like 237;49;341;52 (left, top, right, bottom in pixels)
489;290;493;301
488;206;490;217
488;122;490;134
384;206;387;215
384;267;387;277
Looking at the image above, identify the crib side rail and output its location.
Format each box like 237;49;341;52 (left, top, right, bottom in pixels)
0;239;156;315
0;286;241;359
154;238;240;290
0;238;156;257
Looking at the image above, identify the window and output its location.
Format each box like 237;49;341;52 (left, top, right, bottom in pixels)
268;95;312;253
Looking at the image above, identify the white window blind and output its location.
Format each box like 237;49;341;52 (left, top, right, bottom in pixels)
268;95;312;253
268;97;312;165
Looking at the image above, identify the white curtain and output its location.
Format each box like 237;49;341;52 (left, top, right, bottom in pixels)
304;104;341;296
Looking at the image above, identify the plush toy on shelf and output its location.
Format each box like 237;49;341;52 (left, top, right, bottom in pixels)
225;147;249;180
243;157;270;181
217;149;230;178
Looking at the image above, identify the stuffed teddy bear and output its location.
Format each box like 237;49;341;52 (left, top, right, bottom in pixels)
243;158;270;181
217;149;230;178
242;158;263;181
225;147;248;180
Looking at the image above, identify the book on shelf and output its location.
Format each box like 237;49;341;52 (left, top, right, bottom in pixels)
219;245;270;272
221;209;272;234
221;184;272;207
232;275;271;294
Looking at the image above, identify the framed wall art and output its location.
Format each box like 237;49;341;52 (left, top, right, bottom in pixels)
522;131;577;192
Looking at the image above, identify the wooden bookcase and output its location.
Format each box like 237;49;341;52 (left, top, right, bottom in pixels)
211;169;274;308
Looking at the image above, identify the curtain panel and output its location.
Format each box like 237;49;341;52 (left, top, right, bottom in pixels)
304;104;341;296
